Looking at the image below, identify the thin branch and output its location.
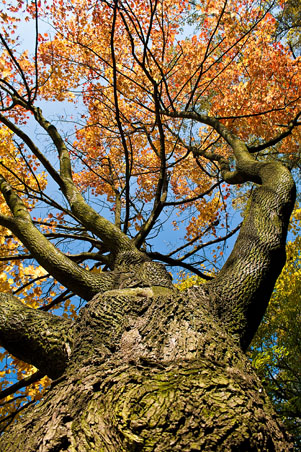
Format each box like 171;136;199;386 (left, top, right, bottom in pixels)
39;289;73;311
0;34;31;100
111;1;131;233
0;370;44;402
147;251;213;280
247;111;301;153
0;254;32;262
185;0;228;110
13;274;49;295
167;218;220;258
0;112;63;188
179;223;241;262
0;399;36;435
32;0;39;101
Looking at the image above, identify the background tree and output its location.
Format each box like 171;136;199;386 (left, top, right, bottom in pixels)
0;0;300;450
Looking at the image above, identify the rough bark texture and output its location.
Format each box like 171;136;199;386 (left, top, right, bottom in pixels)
0;288;293;451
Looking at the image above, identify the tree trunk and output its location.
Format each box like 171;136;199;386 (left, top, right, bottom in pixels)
0;286;293;451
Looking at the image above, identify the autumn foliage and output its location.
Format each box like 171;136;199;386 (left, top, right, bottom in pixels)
0;0;300;431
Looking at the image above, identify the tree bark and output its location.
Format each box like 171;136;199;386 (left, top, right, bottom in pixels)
0;287;293;451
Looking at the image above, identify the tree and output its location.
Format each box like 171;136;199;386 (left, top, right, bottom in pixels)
0;0;300;450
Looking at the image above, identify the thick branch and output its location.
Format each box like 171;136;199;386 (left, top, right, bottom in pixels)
204;160;296;350
0;176;118;300
161;109;289;184
0;293;73;379
33;105;136;255
161;108;296;350
10;98;136;258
